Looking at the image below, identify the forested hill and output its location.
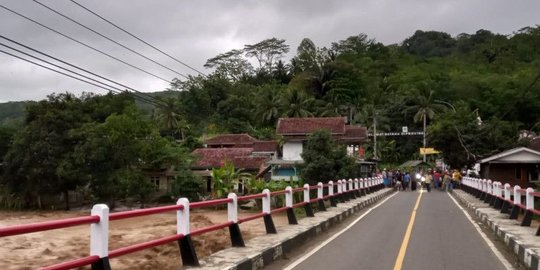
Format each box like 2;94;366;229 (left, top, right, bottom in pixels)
1;26;539;209
0;91;176;125
1;26;540;169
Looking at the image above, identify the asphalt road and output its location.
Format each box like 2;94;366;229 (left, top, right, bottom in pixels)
281;189;509;270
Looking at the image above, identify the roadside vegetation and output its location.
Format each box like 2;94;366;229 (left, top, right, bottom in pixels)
1;26;539;209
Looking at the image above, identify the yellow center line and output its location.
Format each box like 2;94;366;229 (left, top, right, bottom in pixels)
393;190;423;270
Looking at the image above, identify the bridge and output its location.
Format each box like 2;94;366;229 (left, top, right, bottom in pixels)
0;177;539;270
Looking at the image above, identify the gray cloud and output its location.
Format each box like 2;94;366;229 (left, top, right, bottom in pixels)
0;0;538;102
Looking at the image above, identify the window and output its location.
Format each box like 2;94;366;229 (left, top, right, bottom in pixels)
150;176;160;191
515;166;521;179
529;165;539;183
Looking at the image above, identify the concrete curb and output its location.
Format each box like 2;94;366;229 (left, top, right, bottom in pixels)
452;190;540;270
185;188;394;270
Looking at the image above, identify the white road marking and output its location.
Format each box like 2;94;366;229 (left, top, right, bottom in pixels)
283;192;399;270
447;192;514;270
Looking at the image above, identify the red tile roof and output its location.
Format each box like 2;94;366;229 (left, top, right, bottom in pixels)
231;156;269;170
342;126;368;143
192;148;254;168
252;141;278;152
276;117;347;135
204;134;257;146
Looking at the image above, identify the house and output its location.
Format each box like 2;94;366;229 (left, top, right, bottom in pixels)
144;167;176;193
270;117;368;180
191;134;279;192
399;160;432;171
479;147;540;188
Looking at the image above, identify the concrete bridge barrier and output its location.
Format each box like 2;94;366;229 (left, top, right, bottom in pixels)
0;177;387;270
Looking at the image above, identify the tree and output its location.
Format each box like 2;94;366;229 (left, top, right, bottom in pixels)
2;93;91;209
68;110;169;208
204;49;253;81
404;85;446;161
244;37;290;75
254;84;285;126
280;88;314;118
300;130;357;185
211;161;251;198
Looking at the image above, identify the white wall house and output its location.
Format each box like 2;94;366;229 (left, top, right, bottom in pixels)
283;141;303;161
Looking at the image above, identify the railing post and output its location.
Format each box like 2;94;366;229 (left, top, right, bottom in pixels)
349;179;356;199
285;186;298;224
342;179;350;201
262;189;277;234
317;182;326;211
90;204;111;270
500;183;511;213
509;185;522;219
493;182;502;209
328;181;337;207
303;184;315;217
354;178;360;197
177;198;199;266
521;188;534;226
484;180;492;203
227;193;245;247
337;180;345;203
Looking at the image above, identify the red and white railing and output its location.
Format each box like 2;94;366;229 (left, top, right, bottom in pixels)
0;177;384;270
461;177;540;236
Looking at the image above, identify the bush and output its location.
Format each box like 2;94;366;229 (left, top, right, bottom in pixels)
171;172;203;202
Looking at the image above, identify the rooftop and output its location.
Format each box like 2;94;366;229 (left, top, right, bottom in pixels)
276;117;346;135
204;134;258;146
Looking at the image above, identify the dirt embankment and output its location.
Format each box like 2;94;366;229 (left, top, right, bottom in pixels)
0;208;288;269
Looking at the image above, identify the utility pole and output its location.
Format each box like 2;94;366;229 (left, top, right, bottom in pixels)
374;112;378;160
423;114;426;162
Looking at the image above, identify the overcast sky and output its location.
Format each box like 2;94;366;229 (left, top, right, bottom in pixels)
0;0;538;103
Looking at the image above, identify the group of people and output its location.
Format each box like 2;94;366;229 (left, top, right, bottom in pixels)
381;168;462;192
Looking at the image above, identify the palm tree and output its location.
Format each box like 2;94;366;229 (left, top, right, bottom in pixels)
354;104;389;160
156;98;179;132
405;86;446;161
280;88;314;117
254;86;282;125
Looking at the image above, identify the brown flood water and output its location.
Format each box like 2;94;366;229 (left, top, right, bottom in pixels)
0;208;288;269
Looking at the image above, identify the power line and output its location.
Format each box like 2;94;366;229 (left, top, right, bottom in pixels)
0;3;172;84
0;48;169;109
70;0;206;77
0;35;168;107
0;42;164;107
1;49;119;95
33;0;189;80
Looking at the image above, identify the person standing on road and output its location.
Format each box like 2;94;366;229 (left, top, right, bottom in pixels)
382;168;389;187
424;172;432;192
403;172;411;191
433;170;441;190
452;170;462;189
443;171;452;192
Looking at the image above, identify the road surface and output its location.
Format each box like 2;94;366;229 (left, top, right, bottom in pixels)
276;189;511;270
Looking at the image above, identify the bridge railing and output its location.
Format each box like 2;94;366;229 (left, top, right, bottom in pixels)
461;177;540;236
0;177;384;270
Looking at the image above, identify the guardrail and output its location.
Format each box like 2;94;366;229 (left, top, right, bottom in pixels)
0;177;384;270
461;177;540;236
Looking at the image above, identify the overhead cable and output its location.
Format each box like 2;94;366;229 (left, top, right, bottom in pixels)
0;42;164;107
0;4;172;84
0;35;168;106
33;0;189;80
70;0;206;77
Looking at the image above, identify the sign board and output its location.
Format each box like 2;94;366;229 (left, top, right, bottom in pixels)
420;148;440;155
367;132;424;137
402;126;408;133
